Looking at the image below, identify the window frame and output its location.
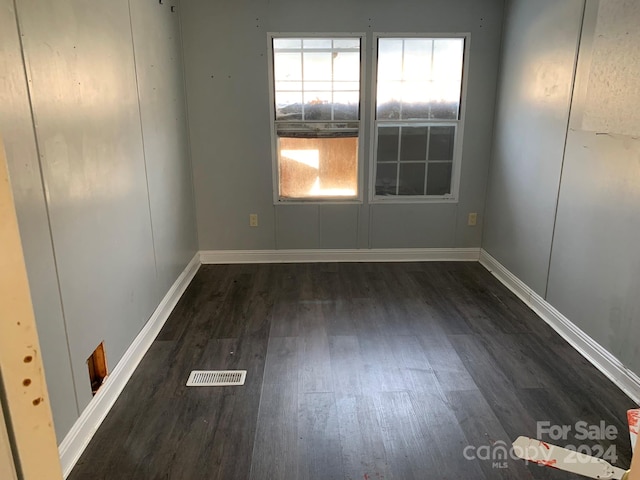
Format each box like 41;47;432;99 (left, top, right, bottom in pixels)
369;32;470;204
267;32;367;205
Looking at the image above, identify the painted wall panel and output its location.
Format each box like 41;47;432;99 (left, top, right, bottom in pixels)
0;0;78;441
547;0;640;374
276;205;319;249
181;0;504;250
547;130;640;369
582;0;640;137
16;0;159;411
180;0;276;251
482;0;585;295
129;0;198;296
370;204;457;248
2;0;197;444
319;205;359;249
486;0;640;376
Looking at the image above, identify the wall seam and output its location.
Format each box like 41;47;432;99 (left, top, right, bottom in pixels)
175;0;201;251
479;0;509;252
452;204;459;248
355;204;360;248
127;0;159;290
317;205;321;249
11;0;80;417
543;0;588;300
367;204;373;248
274;206;280;249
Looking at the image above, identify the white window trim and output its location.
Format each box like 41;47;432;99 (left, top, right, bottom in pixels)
267;32;367;205
368;32;471;204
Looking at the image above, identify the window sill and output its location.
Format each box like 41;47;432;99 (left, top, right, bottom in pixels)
369;196;459;204
274;198;363;206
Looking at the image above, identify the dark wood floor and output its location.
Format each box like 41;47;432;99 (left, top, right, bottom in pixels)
69;262;635;480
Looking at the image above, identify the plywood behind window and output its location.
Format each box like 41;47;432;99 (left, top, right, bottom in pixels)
278;137;358;198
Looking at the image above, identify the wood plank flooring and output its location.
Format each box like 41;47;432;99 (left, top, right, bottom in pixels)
69;262;635;480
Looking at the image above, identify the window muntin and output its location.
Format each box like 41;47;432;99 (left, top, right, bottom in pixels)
373;37;465;199
375;124;456;196
376;38;464;120
273;38;360;122
272;37;362;200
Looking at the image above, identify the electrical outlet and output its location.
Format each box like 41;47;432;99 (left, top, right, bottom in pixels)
468;212;478;226
249;214;258;227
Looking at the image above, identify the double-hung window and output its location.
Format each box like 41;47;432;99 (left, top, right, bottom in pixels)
269;36;363;201
372;36;466;200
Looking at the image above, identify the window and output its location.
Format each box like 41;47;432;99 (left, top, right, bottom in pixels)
270;36;362;201
372;36;466;199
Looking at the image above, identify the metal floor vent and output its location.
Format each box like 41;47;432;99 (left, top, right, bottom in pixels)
186;370;247;387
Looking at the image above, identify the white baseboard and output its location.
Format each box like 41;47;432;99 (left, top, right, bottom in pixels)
479;249;640;406
200;248;481;264
58;253;201;478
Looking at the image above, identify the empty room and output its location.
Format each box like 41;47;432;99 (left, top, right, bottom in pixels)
1;0;640;479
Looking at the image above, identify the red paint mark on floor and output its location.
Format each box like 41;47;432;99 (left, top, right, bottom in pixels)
534;459;557;467
540;441;551;450
363;474;370;480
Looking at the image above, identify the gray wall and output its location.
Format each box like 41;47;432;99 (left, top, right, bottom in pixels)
181;0;505;250
484;0;640;374
482;0;585;295
0;0;197;442
0;0;77;443
546;0;640;373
